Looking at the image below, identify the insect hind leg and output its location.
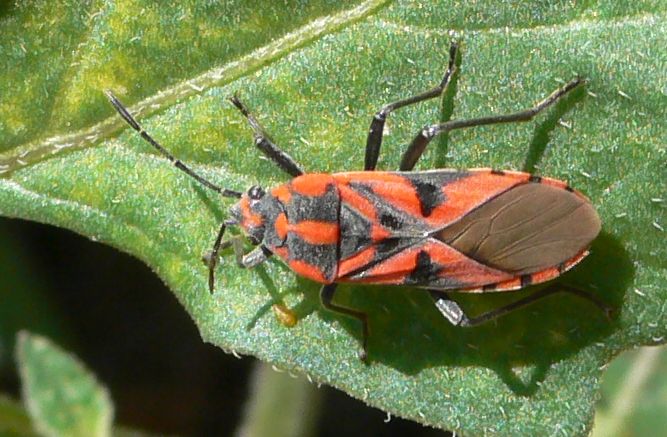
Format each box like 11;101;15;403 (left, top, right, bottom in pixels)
365;42;459;171
429;284;612;327
401;78;584;171
320;283;370;362
230;96;304;177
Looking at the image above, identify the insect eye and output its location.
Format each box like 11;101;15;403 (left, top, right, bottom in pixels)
248;185;265;200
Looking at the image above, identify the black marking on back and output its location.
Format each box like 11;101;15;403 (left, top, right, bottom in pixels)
557;262;567;273
483;283;497;291
402;247;467;289
349;182;428;235
256;194;286;249
288;183;338;222
287;235;338;281
412;179;443;217
528;175;542;183
340;204;372;259
405;250;441;284
376;238;401;254
491;169;506;175
403;171;468;218
565;185;574;192
339;237;422;280
380;213;402;230
284;182;340;281
520;274;532;287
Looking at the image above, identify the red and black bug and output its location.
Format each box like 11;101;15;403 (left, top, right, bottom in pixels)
106;43;609;362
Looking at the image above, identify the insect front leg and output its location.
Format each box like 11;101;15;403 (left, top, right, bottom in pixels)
238;243;273;269
364;42;459;171
230;96;304;177
320;284;370;362
204;223;230;293
204;222;272;293
428;285;612;328
400;77;584;171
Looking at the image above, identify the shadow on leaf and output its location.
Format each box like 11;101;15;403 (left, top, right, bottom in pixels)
299;231;630;396
522;81;587;173
0;1;15;18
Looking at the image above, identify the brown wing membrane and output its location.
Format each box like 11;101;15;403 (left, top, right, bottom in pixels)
436;183;601;275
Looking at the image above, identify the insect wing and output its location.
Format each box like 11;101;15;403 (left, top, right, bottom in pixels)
333;170;600;291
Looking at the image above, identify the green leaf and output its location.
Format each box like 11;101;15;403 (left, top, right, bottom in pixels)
15;332;113;437
1;1;666;435
236;362;323;437
0;395;39;437
593;345;667;436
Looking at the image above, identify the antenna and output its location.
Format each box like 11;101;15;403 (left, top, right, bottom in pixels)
105;91;242;199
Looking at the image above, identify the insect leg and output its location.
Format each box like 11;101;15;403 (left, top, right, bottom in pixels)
230;238;273;269
230;96;304;177
429;283;612;327
240;244;273;269
203;224;272;293
400;77;584;171
428;290;468;326
365;42;459;171
320;283;370;362
105;91;242;198
203;223;231;294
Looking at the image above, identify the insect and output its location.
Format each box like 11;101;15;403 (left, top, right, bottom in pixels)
106;42;610;362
